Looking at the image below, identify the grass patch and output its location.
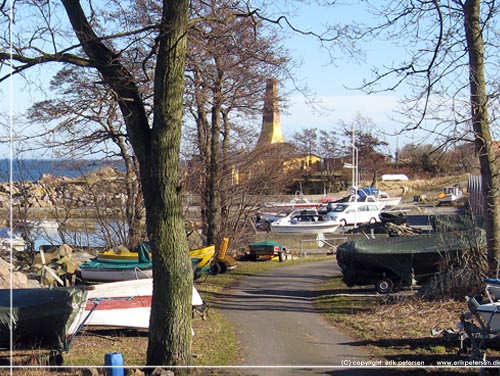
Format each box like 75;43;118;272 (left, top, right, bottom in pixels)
1;256;326;374
313;275;500;374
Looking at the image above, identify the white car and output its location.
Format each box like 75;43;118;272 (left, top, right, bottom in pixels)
326;202;381;227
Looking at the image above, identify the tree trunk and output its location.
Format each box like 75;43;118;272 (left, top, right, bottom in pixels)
143;0;192;367
464;0;500;273
193;69;211;243
61;0;192;367
206;68;223;246
117;135;143;248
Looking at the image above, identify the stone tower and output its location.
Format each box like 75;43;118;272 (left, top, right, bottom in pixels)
256;78;284;147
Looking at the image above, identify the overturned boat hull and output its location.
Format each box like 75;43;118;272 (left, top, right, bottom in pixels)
75;279;203;330
79;266;152;282
0;287;89;350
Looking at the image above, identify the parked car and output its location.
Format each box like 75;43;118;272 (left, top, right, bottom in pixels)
248;241;288;262
326;202;381;227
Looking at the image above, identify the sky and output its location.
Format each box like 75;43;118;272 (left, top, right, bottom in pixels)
1;1;427;159
275;2;423;155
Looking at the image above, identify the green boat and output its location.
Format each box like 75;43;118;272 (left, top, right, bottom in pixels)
79;243;152;282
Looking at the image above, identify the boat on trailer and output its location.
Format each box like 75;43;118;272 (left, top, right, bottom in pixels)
336;229;485;294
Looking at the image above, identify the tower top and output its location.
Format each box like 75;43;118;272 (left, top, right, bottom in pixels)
256;79;284;147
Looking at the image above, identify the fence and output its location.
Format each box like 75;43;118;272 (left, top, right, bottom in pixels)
296;236;348;258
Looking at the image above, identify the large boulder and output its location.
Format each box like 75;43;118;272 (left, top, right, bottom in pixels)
0;258;28;288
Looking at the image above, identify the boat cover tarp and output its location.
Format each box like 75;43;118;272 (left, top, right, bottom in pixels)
337;230;484;286
357;187;380;199
81;242;152;270
0;287;87;350
249;241;283;259
250;240;282;249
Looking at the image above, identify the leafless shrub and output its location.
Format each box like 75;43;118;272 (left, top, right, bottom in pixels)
420;213;488;300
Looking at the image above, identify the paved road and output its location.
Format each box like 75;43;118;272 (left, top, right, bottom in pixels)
221;260;374;375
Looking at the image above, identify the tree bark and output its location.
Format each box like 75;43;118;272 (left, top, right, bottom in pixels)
464;0;500;272
206;66;223;246
144;0;192;367
61;0;193;367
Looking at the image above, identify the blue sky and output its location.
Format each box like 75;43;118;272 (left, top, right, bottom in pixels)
275;1;422;154
1;1;427;159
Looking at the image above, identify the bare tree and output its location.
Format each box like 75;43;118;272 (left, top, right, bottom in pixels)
349;1;500;271
185;1;290;246
26;66;144;248
291;128;318;156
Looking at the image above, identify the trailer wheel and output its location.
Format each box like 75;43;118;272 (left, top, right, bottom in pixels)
375;278;394;294
218;261;228;274
279;249;287;262
209;262;221;275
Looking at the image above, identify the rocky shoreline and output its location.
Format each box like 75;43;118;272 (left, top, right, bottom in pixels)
0;166;127;225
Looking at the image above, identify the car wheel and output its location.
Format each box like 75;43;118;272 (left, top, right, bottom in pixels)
279;249;287;262
375;278;394;294
340;219;347;227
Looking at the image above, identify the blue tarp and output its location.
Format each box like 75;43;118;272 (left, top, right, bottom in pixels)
357;187;380;199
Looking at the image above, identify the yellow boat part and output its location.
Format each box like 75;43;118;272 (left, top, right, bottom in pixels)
189;245;216;269
97;249;142;261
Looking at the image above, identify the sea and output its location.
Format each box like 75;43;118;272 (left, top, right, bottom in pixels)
0;159;125;251
0;159;125;182
0;159;126;248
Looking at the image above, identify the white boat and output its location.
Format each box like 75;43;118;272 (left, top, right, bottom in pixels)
270;209;341;234
351;187;402;209
74;279;203;330
464;278;500;334
79;266;153;282
0;227;25;251
471;301;500;333
264;193;320;210
377;191;402;207
485;278;500;303
437;185;463;203
459;288;500;360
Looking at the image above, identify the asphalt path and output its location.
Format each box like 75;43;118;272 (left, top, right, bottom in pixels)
221;259;380;376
